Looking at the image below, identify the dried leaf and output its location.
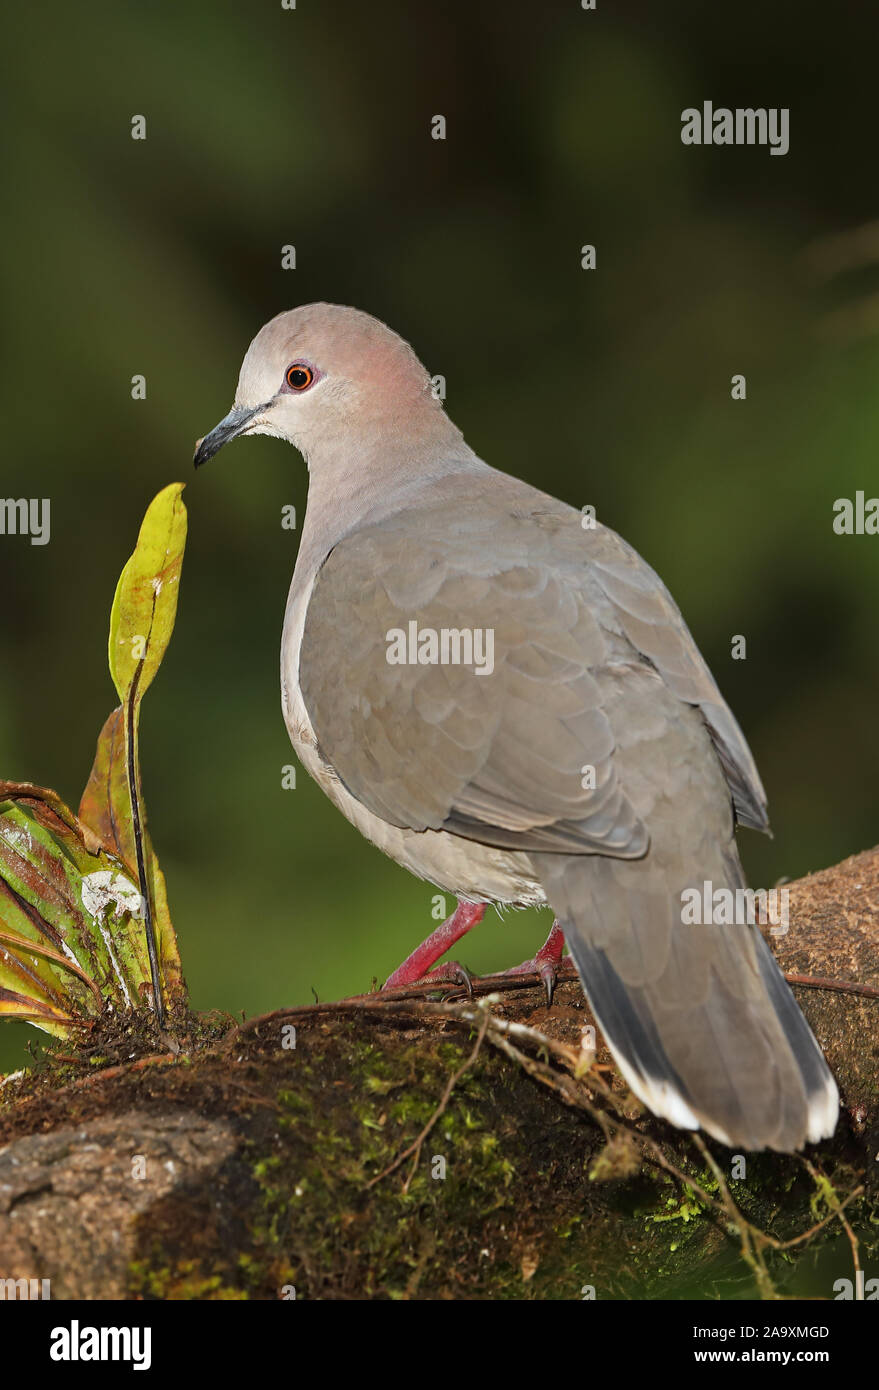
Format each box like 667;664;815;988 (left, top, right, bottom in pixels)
79;708;137;874
79;708;183;1002
0;794;151;1033
0;779;103;856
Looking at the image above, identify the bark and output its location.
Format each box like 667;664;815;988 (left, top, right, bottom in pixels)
0;846;877;1301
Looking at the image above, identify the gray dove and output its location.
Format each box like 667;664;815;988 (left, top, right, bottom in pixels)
194;302;838;1152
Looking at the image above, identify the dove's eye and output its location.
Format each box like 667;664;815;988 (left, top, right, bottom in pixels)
285;363;315;391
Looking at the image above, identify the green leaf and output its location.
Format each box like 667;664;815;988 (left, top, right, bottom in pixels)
109;482;187;705
0;483;189;1039
105;483;187;1027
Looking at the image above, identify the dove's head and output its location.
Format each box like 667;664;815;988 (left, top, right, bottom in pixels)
194;303;448;468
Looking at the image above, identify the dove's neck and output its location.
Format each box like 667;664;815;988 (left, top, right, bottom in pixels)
292;413;490;585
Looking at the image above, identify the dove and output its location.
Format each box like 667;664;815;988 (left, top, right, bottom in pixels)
194;302;838;1151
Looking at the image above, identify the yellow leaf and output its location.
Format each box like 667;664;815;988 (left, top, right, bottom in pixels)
109;482;187;706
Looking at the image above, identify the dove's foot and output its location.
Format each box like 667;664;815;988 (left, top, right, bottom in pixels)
496;921;566;1004
383;901;486;989
420;959;476;996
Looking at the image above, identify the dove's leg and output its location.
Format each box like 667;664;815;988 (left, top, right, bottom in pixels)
493;921;566;1004
383;901;486;989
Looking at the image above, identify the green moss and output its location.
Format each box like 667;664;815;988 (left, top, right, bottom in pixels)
129;1257;250;1301
98;1012;874;1300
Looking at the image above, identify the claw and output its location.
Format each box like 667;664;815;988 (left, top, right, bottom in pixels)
538;957;557;1006
424;958;475;998
497;920;566;1006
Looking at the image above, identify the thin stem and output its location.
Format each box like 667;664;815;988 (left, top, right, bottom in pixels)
125;675;164;1028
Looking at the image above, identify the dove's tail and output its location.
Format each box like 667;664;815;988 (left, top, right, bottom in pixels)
535;849;838;1152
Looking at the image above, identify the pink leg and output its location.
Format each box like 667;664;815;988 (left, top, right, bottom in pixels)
498;921;566;1004
383;901;486;989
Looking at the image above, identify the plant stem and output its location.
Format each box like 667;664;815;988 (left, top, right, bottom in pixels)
125;677;165;1028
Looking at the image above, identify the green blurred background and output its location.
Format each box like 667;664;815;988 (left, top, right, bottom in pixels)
2;0;878;1075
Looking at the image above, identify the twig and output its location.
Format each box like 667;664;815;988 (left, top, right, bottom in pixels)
65;1051;179;1089
226;960;876;1045
224;963;579;1041
783;973;879;1001
769;1184;865;1252
693;1135;777;1300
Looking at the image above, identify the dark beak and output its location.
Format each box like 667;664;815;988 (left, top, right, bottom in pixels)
193;403;269;468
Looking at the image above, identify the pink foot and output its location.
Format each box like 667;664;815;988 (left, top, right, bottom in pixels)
498;921;566;1004
383;901;486;989
419;958;477;996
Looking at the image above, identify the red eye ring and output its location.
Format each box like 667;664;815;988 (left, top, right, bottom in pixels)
285;363;314;391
